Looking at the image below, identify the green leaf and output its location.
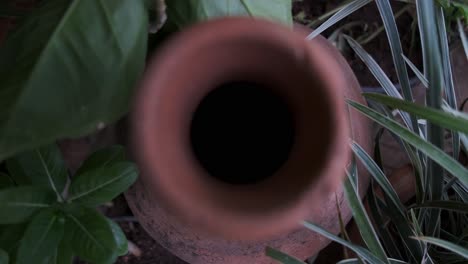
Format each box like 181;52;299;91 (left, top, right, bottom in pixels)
0;186;55;224
376;0;417;128
0;0;148;161
343;171;389;263
343;35;414;131
108;219;128;256
16;209;65;264
458;19;468;59
166;0;292;28
54;231;74;264
402;54;428;87
0;249;7;264
302;221;386;264
364;93;468;134
351;141;406;213
412;200;468;214
6;144;67;199
68;162;138;206
0;173;13;189
337;258;407;264
65;207;117;263
75;145;126;176
306;0;372;40
347;100;468;187
412;237;468;259
265;247;305;264
0;224;26;254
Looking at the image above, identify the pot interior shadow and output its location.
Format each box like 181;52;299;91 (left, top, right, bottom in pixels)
190;81;295;185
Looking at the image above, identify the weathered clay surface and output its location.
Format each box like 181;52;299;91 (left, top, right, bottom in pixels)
127;17;372;263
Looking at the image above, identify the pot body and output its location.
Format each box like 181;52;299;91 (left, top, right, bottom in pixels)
127;17;371;263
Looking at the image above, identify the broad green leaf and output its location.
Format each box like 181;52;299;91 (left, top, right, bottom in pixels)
0;0;148;161
364;93;468;134
0;224;26;253
68;162;138;206
347;100;468;187
16;209;65;264
412;200;468;214
55;231;74;264
0;173;13;189
302;221;386;264
343;171;389;263
413;237;468;259
265;247;305;264
65;207;116;263
0;186;55;224
0;249;7;264
306;0;372;40
6;144;67;199
108;219;128;256
75;145;126;176
166;0;292;28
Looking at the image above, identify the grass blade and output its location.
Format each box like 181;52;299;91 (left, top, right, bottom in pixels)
436;6;460;161
411;201;468;214
337;258;408;264
458;19;468;60
376;0;417;132
416;2;445;230
347;100;468;187
302;221;387;264
344;170;389;263
363;93;468;134
412;237;468;259
368;180;404;260
306;0;372;40
344;35;414;131
351;141;406;213
265;247;306;264
402;55;428;87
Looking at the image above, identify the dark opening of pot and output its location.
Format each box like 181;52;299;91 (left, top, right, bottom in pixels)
190;81;295;185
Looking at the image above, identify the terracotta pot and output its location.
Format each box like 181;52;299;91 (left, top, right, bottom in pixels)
127;17;372;263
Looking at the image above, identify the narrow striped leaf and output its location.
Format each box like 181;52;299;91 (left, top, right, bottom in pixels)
306;0;372;40
458;19;468;60
376;0;417;131
343;172;389;263
412;237;468;259
364;93;468;134
402;55;428;87
337;258;407;264
412;200;468;214
437;6;460;161
347;100;468;189
265;247;306;264
351;141;406;213
344;35;413;131
302;221;386;264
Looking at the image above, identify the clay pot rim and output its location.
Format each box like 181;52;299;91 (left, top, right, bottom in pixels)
132;17;350;240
